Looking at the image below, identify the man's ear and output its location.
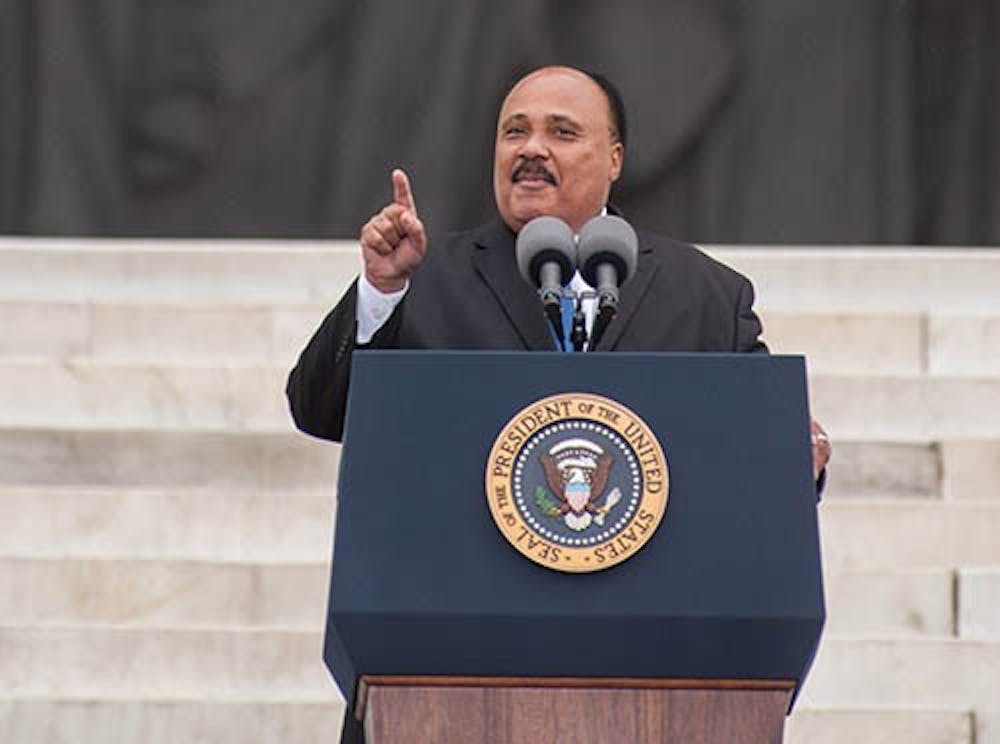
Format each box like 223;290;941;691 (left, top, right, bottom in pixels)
609;143;624;183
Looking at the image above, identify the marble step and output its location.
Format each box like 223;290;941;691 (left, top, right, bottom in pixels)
0;360;291;432
809;373;1000;440
0;558;328;630
821;500;1000;571
0;300;328;366
762;311;1000;376
2;239;998;313
0;487;334;564
707;246;1000;313
799;636;1000;710
0;358;997;439
0;626;335;701
977;710;1000;744
822;568;954;637
838;439;999;502
957;568;1000;640
821;440;941;500
0;428;339;489
0;701;982;744
923;314;1000;376
0;556;964;640
785;708;975;744
0;239;358;305
3;299;1000;376
0;700;344;744
942;440;1000;500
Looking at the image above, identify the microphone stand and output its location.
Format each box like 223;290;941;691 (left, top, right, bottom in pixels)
542;288;566;350
589;302;616;351
570;295;588;352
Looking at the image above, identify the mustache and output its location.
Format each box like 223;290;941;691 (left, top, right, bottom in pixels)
512;158;557;185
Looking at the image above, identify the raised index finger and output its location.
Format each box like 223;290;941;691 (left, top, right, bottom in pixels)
392;168;418;216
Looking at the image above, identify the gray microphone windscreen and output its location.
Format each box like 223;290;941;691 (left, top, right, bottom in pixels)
577;215;638;287
515;216;576;288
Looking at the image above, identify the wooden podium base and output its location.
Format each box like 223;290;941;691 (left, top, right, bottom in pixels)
359;676;794;744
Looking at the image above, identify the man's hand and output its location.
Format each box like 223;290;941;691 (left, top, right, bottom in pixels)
810;418;832;482
360;169;427;293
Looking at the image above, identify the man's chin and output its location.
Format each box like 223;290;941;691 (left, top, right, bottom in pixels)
509;195;558;222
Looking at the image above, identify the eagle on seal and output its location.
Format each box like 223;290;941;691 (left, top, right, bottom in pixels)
539;438;620;531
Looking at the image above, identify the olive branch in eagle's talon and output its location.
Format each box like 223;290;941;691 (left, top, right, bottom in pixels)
534;485;563;517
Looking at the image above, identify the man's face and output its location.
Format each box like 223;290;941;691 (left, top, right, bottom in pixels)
493;67;624;234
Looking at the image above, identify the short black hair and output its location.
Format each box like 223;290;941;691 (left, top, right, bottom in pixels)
579;69;628;149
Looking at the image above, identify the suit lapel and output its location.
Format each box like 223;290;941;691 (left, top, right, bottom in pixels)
591;235;658;351
471;220;558;351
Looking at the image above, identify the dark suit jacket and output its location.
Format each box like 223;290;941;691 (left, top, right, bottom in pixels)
286;218;766;442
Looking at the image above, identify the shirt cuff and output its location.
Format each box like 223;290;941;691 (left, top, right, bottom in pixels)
356;273;408;344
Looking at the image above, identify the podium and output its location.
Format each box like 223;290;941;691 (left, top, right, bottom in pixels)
324;351;825;743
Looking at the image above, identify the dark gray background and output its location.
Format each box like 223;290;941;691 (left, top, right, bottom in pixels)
2;0;997;244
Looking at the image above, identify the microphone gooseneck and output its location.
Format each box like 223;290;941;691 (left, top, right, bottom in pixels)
515;216;577;348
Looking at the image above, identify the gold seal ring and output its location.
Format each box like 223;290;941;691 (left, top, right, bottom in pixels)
485;392;669;573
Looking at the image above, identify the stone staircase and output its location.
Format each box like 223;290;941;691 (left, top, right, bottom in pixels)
0;238;997;742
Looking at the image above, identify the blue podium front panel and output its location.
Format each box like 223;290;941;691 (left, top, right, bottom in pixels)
324;352;824;705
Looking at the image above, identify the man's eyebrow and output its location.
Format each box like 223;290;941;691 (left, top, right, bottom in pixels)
547;114;582;129
499;113;529;128
499;112;585;129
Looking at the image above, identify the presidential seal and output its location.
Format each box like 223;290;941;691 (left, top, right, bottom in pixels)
485;393;669;573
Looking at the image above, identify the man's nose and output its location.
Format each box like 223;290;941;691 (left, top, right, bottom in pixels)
518;131;551;158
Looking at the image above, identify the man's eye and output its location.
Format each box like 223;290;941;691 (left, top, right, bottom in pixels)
554;127;579;139
504;127;527;138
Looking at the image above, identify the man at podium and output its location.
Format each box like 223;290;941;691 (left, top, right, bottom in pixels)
287;64;831;744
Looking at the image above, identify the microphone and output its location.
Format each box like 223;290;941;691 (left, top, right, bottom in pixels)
577;215;638;349
516;216;577;347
